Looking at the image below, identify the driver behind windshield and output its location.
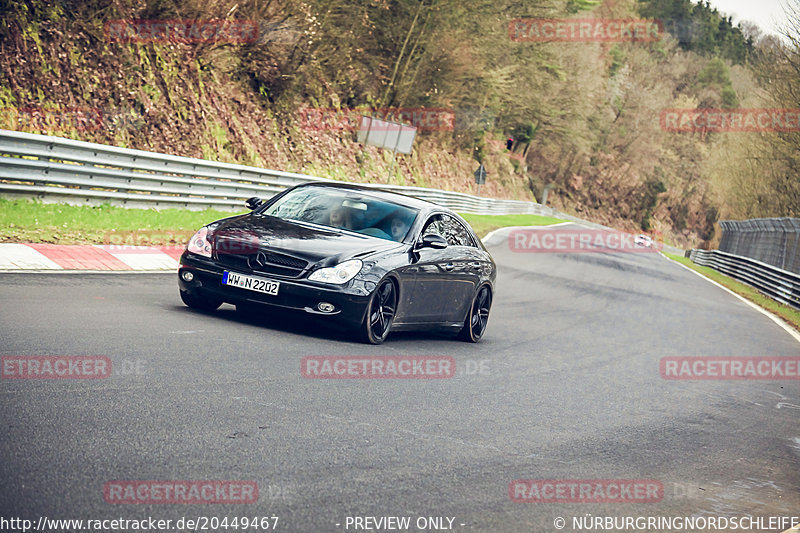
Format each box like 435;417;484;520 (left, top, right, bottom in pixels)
389;215;410;241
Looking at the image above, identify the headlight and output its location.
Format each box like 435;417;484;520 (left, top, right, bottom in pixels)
308;259;363;284
186;227;212;258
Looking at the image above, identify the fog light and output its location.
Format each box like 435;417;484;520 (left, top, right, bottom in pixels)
181;270;194;282
317;302;335;313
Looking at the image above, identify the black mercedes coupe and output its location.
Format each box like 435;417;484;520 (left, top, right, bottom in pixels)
177;182;496;344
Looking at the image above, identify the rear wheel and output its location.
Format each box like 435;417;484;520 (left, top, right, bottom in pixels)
458;285;492;342
180;290;222;311
361;280;397;344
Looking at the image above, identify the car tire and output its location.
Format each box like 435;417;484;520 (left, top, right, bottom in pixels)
458;285;492;342
179;290;222;311
360;279;397;345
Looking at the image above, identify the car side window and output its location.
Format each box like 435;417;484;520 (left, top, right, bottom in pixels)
441;215;476;247
422;215;445;238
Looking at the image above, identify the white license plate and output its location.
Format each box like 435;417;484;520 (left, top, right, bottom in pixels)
222;271;279;296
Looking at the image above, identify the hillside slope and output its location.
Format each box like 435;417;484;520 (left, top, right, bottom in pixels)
1;0;795;248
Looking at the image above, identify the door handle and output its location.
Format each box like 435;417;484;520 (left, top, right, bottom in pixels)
444;263;455;271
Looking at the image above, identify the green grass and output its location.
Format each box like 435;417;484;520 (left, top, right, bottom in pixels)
0;198;242;245
0;198;563;245
0;198;565;245
459;213;565;239
664;252;800;332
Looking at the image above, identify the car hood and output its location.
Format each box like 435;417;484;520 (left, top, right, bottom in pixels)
211;214;403;265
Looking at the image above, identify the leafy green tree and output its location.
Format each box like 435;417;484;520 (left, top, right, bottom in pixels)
637;0;753;63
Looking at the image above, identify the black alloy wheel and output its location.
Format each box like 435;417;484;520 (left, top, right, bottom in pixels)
459;285;492;342
362;280;397;344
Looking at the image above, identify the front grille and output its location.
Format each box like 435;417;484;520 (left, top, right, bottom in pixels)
215;249;309;278
264;252;307;270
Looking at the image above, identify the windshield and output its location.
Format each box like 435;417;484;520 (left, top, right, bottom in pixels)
262;186;418;242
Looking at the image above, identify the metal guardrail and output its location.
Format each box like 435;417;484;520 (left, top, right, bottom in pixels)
0;129;552;216
688;248;800;310
0;130;330;210
719;218;800;275
0;129;683;251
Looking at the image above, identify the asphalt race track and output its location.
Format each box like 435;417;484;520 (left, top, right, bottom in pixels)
2;225;799;532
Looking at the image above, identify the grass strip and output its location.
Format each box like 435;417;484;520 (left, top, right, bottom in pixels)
0;198;564;245
459;213;565;239
0;198;243;245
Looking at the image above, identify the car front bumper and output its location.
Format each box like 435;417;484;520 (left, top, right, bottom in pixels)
178;253;371;329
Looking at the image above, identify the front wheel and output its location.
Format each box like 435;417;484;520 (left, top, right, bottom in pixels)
180;290;222;311
360;280;397;344
458;285;492;342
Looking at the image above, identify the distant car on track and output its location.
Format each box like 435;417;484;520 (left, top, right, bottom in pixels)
634;234;654;248
178;182;496;344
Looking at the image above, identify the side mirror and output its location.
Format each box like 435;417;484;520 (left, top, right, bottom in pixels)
418;234;448;250
245;197;262;210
